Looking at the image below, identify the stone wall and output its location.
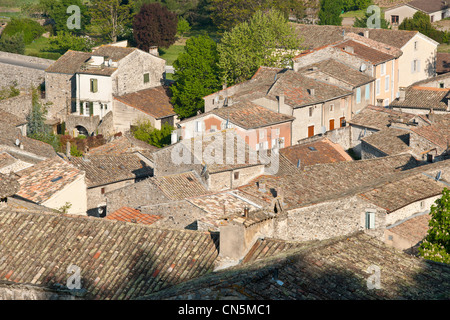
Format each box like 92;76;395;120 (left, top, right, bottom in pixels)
65;114;100;136
271;195;386;242
0;51;53;90
0;93;33;119
87;180;135;216
361;140;388;160
44;72;75;120
97;111;115;138
386;195;440;226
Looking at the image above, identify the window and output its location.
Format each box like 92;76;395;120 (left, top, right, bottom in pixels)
412;59;420;73
384;98;389;106
89;102;94;116
143;73;150;83
380;63;386;76
234;171;240;180
420;201;425;210
80;102;84;115
431;15;434;22
259;130;265;139
272;138;277;149
275;128;280;136
391;15;399;24
90;78;98;93
365;84;370;101
259;142;264;150
308;125;314;137
356;87;361;104
195;121;202;132
101;187;105;195
329;104;334;112
309;107;313;117
414;41;418;51
210;125;217;132
340;117;346;128
376;79;380;96
440;82;445;88
385;75;390;92
365;211;375;229
279;137;285;148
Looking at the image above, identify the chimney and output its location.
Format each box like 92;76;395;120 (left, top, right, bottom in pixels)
66;141;71;157
309;88;315;96
344;46;354;54
258;181;266;192
243;207;249;219
278;94;285;113
364;30;369;38
428;108;435;122
398;90;406;102
148;46;159;57
19;142;23;150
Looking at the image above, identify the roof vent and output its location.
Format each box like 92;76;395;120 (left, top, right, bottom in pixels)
51;176;63;183
308;146;317;151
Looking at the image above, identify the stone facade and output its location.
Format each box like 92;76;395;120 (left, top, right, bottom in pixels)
361;139;388;159
0;93;33;120
44;72;75;120
87;179;135;216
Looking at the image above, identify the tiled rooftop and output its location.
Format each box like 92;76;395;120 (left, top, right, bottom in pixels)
142;232;450;300
0;210;219;299
280;137;352;169
361;127;411;156
87;132;158;156
333;39;397;65
407;0;450;13
410;119;450;150
349;105;416;130
387;213;431;245
69;153;153;188
153;171;210;201
211;101;295;130
390;87;450;111
106;207;162;225
0;173;19;198
15;157;84;204
114;86;176;119
0;110;27;127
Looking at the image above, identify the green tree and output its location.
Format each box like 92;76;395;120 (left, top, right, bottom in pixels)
38;0;90;35
89;0;135;42
177;16;191;37
318;0;343;26
26;89;59;152
47;31;96;54
0;33;26;55
353;11;390;29
419;188;450;264
132;120;174;148
171;35;221;119
2;17;45;44
399;11;449;43
218;9;301;85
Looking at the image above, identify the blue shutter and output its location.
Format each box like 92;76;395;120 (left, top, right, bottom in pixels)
356;87;361;104
365;84;370;101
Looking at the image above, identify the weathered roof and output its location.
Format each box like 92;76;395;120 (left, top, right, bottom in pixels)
106;206;162;225
293;24;420;51
280;137;352;169
0;209;220;300
332;39;397;65
114;86;176;119
410;119;450;149
390;86;450;111
153;171;210;200
87;131;158;156
141;232;450;300
387;213;431;245
267;70;352;108
0;110;27;127
361;127;411;156
211;101;295;130
69;153;153;188
45;50;92;74
349;105;416;130
300;58;375;88
238;154;420;209
0;173;19;198
436;53;450;74
407;0;449;13
15;156;84;204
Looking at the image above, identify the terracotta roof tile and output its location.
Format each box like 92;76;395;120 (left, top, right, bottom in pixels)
114;86;176;119
153;171;210;200
332;39;396;65
390;86;450;111
15;157;84;204
349;105;416;130
0;210;219;299
106;207;162;225
0;173;19;198
361;127;411;156
407;0;449;13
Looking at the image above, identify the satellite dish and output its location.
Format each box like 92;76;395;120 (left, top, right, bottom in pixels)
15;139;20;146
108;59;112;66
360;63;367;72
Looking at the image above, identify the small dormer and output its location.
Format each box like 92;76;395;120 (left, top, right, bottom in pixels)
88;55;105;66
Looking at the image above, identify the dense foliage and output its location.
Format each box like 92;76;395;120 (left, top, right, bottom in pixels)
218;9;301;85
0;33;26;55
38;0;90;35
47;31;95;54
133;2;178;50
318;0;343;26
2;17;45;44
399;11;449;44
353;10;390;29
132;120;174;148
418;188;450;264
171;35;221;119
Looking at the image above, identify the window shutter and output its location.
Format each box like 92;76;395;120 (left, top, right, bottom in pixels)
356;87;361;103
411;60;415;73
365;84;370;100
80;102;84;115
365;211;375;229
89;102;94;116
417;60;421;73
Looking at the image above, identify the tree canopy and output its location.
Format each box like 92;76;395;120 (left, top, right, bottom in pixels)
418;188;450;264
133;2;178;50
217;9;302;85
318;0;343;26
399;11;449;44
171;34;221;119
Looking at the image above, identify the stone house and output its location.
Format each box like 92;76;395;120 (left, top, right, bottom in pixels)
384;0;450;26
68;152;153;217
293;24;438;88
176;100;295;150
390;86;450;114
14;156;87;215
293;32;402;107
113;85;178;133
44;45;166;134
410;71;450;88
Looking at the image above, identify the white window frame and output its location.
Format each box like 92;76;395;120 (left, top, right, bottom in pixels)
365;84;370;101
385;75;390;92
376;79;381;96
380;63;386;76
365;211;376;229
356;87;361;104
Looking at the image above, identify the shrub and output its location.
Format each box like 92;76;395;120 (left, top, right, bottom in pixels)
2;17;45;44
0;33;26;55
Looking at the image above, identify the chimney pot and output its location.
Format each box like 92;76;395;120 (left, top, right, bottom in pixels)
148;46;159;56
